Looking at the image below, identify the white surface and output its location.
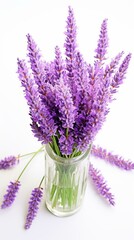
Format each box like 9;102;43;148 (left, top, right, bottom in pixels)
0;0;134;239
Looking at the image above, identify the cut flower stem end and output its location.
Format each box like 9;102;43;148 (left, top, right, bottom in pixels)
45;144;91;217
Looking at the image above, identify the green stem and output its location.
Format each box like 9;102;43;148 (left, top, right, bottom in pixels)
70;148;77;158
19;149;44;158
39;176;45;188
17;145;44;181
52;135;61;156
66;128;69;138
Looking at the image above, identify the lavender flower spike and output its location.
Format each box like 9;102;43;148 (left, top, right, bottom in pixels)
111;53;131;94
95;19;108;61
0;156;19;170
104;51;124;78
17;58;57;142
30;121;47;144
1;181;21;208
64;6;77;94
54;46;63;81
26;34;45;91
89;164;115;205
24;187;43;229
55;74;76;129
91;145;134;170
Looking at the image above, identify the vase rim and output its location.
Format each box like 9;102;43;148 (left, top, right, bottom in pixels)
45;144;91;164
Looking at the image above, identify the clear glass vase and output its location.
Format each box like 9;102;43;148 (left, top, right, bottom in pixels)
45;144;91;217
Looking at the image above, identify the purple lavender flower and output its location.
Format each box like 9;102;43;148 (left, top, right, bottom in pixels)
17;59;57;143
26;34;57;114
43;61;55;86
89;164;115;205
75;62;107;151
73;53;97;150
78;52;130;152
54;46;64;81
26;34;46;93
0;156;19;169
24;187;43;229
30;121;47;144
85;54;131;148
18;7;132;157
54;74;76;129
95;19;108;61
104;51;124;78
64;6;77;94
64;6;77;59
17;58;41;121
111;53;132;94
59;130;74;155
1;181;21;208
91;145;134;170
73;52;90;107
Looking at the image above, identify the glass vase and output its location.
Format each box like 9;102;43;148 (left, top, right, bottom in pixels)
45;144;91;217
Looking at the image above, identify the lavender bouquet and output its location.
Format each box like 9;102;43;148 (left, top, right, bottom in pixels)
17;7;131;214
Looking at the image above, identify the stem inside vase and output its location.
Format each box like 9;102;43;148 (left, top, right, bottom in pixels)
45;144;91;217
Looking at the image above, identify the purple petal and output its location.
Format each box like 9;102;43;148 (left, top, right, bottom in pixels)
92;145;134;170
24;187;43;229
95;19;108;61
89;164;115;205
0;156;19;169
1;181;21;208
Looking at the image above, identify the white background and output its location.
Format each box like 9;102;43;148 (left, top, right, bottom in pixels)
0;0;134;239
